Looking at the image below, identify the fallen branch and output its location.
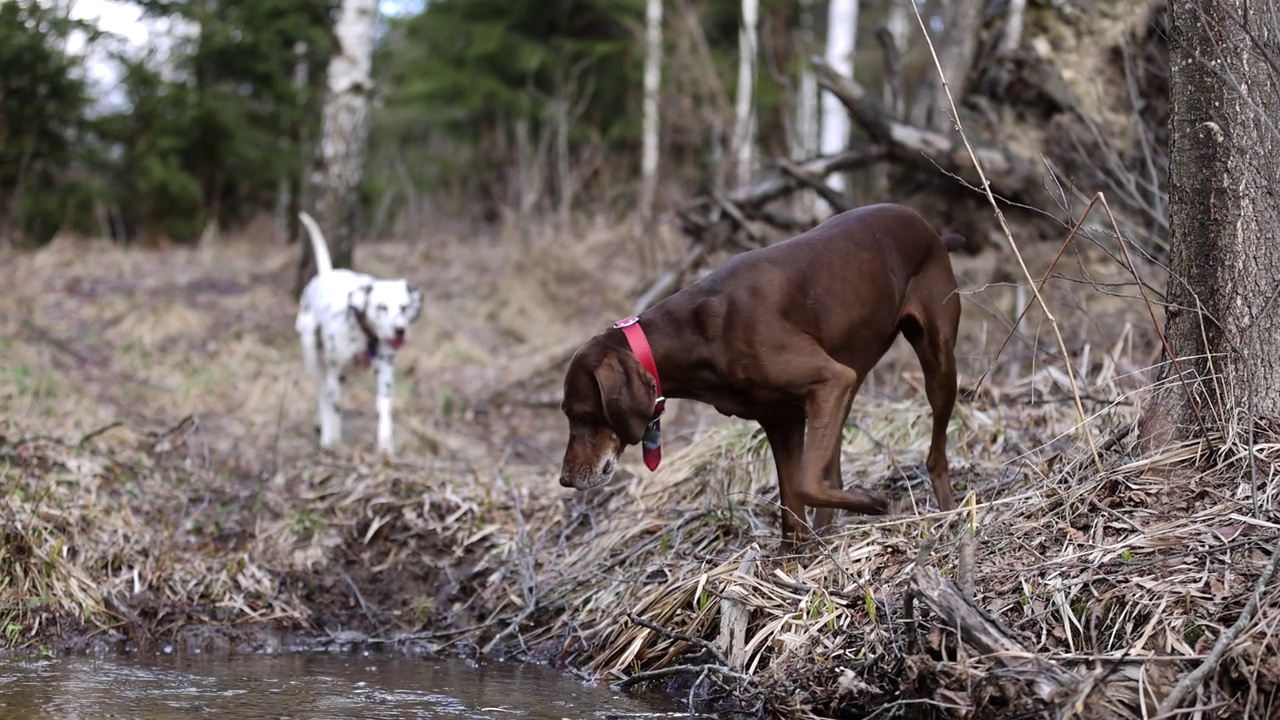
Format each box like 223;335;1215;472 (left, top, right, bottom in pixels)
614;662;753;691
812;56;1049;209
1154;531;1280;718
712;547;759;670
77;421;124;447
776;158;851;213
910;566;1077;703
633;241;709;314
673;145;885;246
638;145;890;313
628;611;729;666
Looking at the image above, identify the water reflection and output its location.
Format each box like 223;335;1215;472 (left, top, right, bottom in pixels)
0;652;685;719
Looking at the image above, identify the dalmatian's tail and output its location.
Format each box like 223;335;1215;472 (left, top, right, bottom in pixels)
298;211;334;275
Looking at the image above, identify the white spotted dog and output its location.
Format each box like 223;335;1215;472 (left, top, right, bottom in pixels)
295;211;422;454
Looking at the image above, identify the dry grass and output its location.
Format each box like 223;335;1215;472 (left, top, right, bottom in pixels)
1;215;1276;718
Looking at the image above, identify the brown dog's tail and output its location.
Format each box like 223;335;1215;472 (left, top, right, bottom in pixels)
941;232;983;256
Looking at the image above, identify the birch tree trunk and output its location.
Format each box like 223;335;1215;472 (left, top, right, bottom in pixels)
732;0;759;189
792;0;820;219
820;0;857;200
1141;0;1280;447
639;0;664;224
793;0;819;160
883;0;908;116
909;0;983;131
296;0;377;292
999;0;1027;53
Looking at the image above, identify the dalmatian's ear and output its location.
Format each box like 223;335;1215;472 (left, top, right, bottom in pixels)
407;286;423;321
348;283;372;314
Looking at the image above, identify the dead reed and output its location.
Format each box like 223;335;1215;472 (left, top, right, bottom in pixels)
1;220;1276;718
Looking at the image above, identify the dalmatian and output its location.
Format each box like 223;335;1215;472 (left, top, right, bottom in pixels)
294;211;422;454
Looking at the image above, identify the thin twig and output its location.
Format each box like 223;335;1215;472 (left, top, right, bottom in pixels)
969;195;1095;396
628;611;729;665
1154;531;1280;718
614;662;752;691
76;421;123;447
907;1;1103;474
339;571;375;621
1099;193;1209;438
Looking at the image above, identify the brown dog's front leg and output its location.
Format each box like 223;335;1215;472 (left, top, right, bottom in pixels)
796;365;889;516
811;438;842;534
761;416;807;550
812;371;868;534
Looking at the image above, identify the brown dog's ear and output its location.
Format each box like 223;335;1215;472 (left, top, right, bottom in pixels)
594;352;656;446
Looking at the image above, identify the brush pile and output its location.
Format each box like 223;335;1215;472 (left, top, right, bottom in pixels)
5;383;1278;717
2;229;1279;718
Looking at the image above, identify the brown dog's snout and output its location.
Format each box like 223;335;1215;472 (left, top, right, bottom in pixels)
558;449;617;490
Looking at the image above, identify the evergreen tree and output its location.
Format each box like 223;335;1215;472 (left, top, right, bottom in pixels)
0;1;97;246
125;0;333;240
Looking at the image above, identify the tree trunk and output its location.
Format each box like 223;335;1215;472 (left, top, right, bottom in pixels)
732;0;759;189
882;0;908;117
639;0;664;224
909;0;983;131
999;0;1027;53
792;0;820;220
280;39;309;246
820;0;857;201
1142;0;1280;446
296;0;377;293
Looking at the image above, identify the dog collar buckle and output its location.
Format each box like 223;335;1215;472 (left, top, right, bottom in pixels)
612;316;640;329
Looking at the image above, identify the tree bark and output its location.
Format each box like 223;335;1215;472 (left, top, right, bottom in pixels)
882;0;908;117
792;0;820;220
820;0;857;199
639;0;664;224
793;0;819;162
296;0;377;293
909;0;983;131
279;39;309;246
1143;0;1280;446
732;0;759;189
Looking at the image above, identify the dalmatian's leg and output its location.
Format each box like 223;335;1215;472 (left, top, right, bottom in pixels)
374;354;395;455
301;325;322;381
296;307;325;438
319;329;345;448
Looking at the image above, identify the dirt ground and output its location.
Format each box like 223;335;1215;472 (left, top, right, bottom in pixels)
10;214;1272;718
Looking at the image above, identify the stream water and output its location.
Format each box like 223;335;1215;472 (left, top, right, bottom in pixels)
0;652;690;719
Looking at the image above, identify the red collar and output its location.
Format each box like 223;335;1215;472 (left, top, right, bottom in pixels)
612;316;665;470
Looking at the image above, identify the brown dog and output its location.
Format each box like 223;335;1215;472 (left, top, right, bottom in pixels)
559;203;966;548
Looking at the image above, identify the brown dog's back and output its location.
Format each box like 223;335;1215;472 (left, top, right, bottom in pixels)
676;204;961;381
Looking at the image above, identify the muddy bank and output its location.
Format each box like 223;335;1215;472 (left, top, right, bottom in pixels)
7;397;1280;718
3;231;1278;718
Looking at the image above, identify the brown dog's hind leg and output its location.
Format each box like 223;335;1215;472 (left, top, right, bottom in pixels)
902;313;959;512
760;416;808;550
